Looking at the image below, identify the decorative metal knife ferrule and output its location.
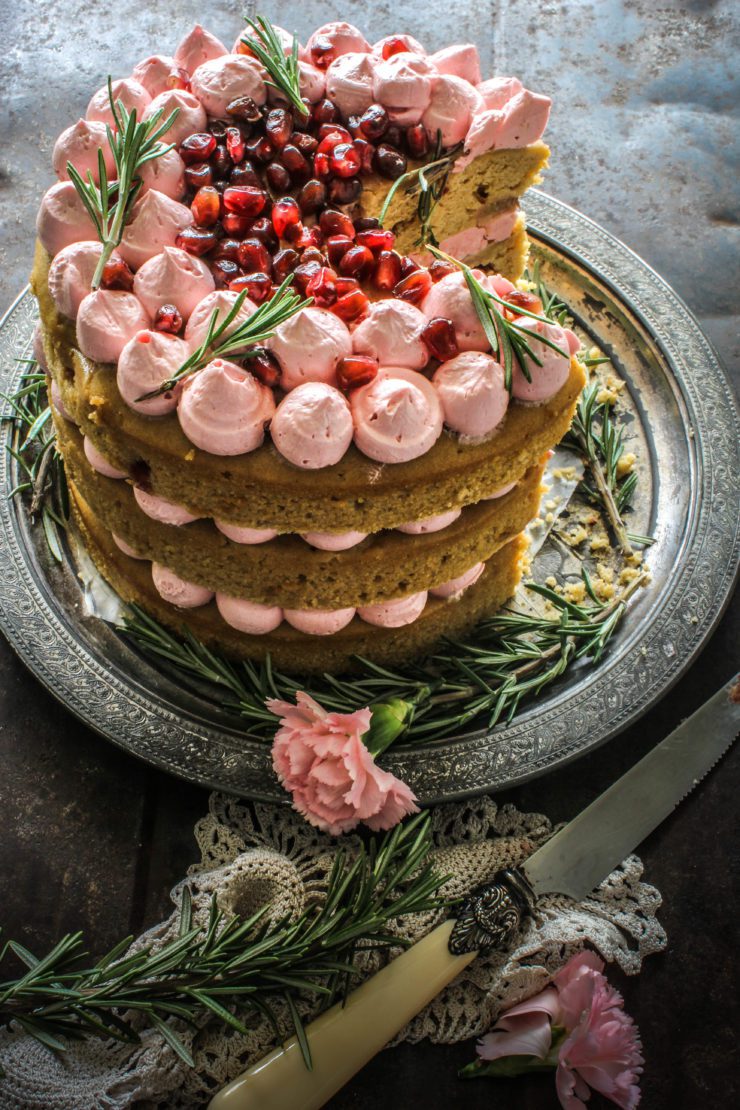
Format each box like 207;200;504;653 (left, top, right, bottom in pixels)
448;867;537;955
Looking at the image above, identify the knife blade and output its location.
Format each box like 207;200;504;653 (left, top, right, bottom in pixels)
209;674;739;1110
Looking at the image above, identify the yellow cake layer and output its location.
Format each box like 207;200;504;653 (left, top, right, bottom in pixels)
57;411;545;608
71;483;527;674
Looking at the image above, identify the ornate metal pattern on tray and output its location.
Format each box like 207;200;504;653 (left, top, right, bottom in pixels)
0;192;738;803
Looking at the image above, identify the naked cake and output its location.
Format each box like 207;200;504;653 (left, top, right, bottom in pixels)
32;16;585;673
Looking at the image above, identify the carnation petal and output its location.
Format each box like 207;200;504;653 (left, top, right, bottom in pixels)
477;1010;554;1062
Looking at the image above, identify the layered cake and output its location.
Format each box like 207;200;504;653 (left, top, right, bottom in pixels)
32;17;585;673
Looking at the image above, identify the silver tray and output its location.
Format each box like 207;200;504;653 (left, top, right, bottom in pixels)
0;191;738;804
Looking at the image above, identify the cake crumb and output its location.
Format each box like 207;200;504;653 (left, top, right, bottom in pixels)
564;580;587;604
545;575;558;588
184;449;195;462
616;452;636;478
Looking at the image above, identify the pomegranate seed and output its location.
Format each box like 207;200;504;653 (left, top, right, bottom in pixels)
301;246;326;266
382;37;411;60
224;126;245;164
244;135;275;164
346;115;364;139
306;266;338;307
101;256;134;291
353;138;375;175
292;131;318;155
213;237;241;262
326;234;354;265
354;216;380;232
373;250;402;290
332;289;369;323
191;185;221;227
502;289;544;317
223;186;267;217
272;248;301;282
359;104;389;140
384;124;404;148
400;255;421;277
328;177;362;205
281;144;310;180
153;304;183;333
335;276;360;296
375;143;407;180
221;212;252;236
394;269;432;305
265;161;292;192
229;272;272;304
180;132;216;164
406;124;429;160
165;66;191;91
317;124;353;149
229;160;261;187
245;347;281;387
313;151;330;178
337;355;379;391
292;260;322;294
310;42;336;70
429;258;456;282
234;38;256;57
265;108;293;149
271;197;301;238
210;120;228;139
248;217;279;249
356;228;395;252
175;226;219;256
212;259;241;288
422;318;459;361
320;209;355;238
238;238;272;275
282;220;306;245
211;145;232;177
185;161;213;190
292;225;322;250
298;179;327;215
338;244;373;278
226;96;262;122
293;100;313;129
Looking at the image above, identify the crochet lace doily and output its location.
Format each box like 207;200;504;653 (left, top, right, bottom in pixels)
0;794;666;1110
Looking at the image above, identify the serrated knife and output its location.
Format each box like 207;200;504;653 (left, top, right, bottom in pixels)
209;674;740;1110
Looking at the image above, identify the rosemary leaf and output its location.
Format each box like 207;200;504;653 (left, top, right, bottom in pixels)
243;17;308;118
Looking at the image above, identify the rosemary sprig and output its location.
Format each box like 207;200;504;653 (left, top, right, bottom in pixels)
67;80;179;289
137;277;309;401
243;16;308;118
378;138;464;247
0;813;443;1068
1;365;68;562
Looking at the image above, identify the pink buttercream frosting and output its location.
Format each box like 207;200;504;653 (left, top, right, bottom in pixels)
429;44;481;85
118;189;193;270
178;359;275;456
174;25;228;75
371;34;426;58
112;532;145;559
457;88;551;171
437;208;518;260
76;290;150;363
142;90;207;147
269;307;352;390
237;24;304;60
300;530;368;551
32;324;48;371
325;53;376;118
486;479;517;499
358;591;428;628
429;561;485;599
351;367;443;464
52;119;116;183
422;75;482;147
36;181;97;256
47;240;108;320
397;508;461;534
476;76;523;110
284;607;356;635
216;594;282;634
117;329;189;416
137;146;187;201
372;54;436;122
185;290;257;352
50;380;74;422
215;520;278;544
267;61;326;106
421;270;490;352
351;300;428;370
510;320;578;403
132;54;179;97
133;246;214;320
307;22;370;65
433;351;509;437
271;383;353;469
83;436;127;479
86;78;151;128
152;563;213;608
134;486;199;525
191;56;267;118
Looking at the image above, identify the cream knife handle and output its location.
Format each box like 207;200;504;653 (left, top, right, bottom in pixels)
208;920;475;1110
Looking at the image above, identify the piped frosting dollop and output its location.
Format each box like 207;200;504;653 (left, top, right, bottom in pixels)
178;359;275;456
351;367;443;464
271;383;354;469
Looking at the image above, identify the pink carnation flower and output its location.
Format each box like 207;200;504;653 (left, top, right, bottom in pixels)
477;950;643;1110
267;692;418;836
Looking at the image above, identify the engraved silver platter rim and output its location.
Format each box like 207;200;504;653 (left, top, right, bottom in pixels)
0;191;737;804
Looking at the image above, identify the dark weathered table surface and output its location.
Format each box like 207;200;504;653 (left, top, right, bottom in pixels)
1;1;738;1107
